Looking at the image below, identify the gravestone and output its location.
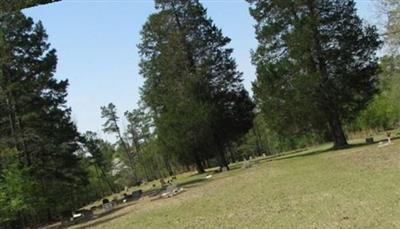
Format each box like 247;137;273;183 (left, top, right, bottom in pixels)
160;178;166;187
122;193;131;203
72;209;93;221
102;199;109;205
242;159;251;169
60;211;73;226
387;131;393;144
365;137;374;144
131;189;143;201
111;197;118;207
102;198;113;213
103;202;113;213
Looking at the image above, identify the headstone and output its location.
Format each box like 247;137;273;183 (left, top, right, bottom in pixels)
70;209;94;223
60;211;73;226
166;185;174;193
90;206;98;212
103;203;113;213
387;131;393;144
160;178;166;187
131;189;143;201
242;159;251;169
102;199;109;205
366;137;374;144
111;197;118;207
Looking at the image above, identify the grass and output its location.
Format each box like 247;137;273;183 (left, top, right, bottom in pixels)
67;137;400;228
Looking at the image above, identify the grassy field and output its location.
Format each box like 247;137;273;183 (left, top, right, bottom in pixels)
68;137;400;229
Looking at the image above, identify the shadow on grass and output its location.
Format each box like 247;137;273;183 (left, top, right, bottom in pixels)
179;177;209;188
266;137;400;163
178;163;243;189
269;147;332;162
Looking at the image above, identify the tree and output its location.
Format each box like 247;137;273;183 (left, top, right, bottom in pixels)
101;103;135;171
0;12;87;226
248;0;382;148
350;55;400;130
124;104;153;179
139;0;254;172
381;0;400;54
0;149;37;228
0;0;60;12
83;131;116;193
124;104;152;154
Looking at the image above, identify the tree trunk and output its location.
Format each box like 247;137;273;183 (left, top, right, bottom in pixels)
194;154;205;174
218;150;230;171
163;155;173;177
97;165;116;193
328;114;348;149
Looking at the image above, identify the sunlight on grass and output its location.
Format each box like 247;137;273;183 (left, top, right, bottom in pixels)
66;138;400;229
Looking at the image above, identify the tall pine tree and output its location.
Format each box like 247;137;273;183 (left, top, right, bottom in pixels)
248;0;382;148
0;12;87;226
139;0;254;172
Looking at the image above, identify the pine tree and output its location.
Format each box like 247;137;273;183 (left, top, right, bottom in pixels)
139;0;254;172
248;0;382;148
83;131;116;193
101;103;135;172
0;12;87;226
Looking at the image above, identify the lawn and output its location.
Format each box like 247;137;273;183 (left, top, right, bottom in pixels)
68;138;400;229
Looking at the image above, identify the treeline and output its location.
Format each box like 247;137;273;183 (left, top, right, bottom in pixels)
0;12;88;227
0;0;399;228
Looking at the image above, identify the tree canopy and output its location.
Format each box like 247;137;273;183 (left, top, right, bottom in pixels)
139;0;254;172
0;11;88;227
249;0;382;148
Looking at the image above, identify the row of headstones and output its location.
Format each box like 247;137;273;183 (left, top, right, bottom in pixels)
101;189;143;213
366;130;396;145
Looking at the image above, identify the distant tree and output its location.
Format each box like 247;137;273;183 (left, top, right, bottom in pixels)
351;55;400;130
248;0;382;148
139;0;254;172
124;104;152;153
381;0;400;54
124;104;154;179
101;103;135;171
83;131;116;193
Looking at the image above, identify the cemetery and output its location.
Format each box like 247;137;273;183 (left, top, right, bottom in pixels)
40;134;400;228
2;1;400;229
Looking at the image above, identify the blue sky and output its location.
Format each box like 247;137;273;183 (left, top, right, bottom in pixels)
22;0;380;141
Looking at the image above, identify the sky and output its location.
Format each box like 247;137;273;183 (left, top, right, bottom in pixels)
22;0;381;141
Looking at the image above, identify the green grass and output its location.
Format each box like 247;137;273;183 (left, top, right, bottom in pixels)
69;138;400;229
